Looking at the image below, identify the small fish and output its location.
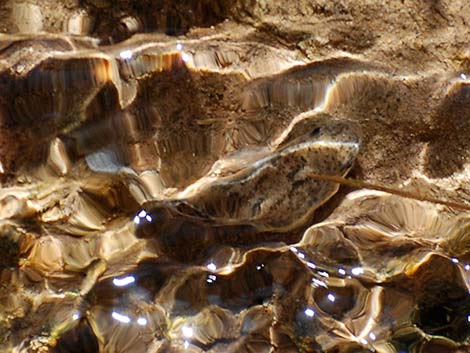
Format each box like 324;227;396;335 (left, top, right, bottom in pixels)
177;113;361;231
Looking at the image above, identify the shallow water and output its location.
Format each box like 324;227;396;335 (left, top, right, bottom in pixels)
2;3;470;353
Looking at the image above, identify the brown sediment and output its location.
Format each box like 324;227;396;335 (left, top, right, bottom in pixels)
2;1;470;353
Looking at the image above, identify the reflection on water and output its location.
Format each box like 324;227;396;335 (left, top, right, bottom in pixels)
0;33;470;353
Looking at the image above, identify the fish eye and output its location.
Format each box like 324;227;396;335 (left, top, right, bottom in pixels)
311;127;321;137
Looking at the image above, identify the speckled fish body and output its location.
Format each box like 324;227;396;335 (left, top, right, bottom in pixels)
178;114;362;231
